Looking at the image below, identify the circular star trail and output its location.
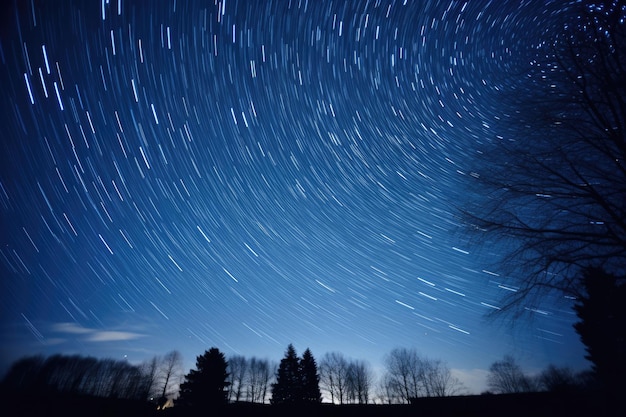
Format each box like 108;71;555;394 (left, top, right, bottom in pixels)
0;0;588;392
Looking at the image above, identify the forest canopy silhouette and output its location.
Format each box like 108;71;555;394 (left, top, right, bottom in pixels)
0;344;614;417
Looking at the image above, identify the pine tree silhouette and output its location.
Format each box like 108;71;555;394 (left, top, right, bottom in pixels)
271;344;301;405
573;267;626;394
300;348;322;403
176;347;230;409
271;344;322;405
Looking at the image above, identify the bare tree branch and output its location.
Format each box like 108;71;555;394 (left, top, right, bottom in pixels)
462;3;626;317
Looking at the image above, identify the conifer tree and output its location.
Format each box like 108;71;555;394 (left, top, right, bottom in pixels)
271;344;302;404
176;347;230;409
300;348;322;403
573;267;626;393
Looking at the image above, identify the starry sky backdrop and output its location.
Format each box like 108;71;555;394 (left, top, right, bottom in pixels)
1;0;588;393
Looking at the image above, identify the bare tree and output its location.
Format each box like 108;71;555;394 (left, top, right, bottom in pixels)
383;348;424;403
538;365;578;392
74;357;100;396
139;356;159;401
1;354;151;400
90;358;114;397
487;355;536;394
462;1;626;316
266;361;277;402
421;359;465;397
377;372;404;404
319;352;350;404
383;349;464;401
155;350;183;408
227;355;248;402
346;360;373;404
247;357;272;403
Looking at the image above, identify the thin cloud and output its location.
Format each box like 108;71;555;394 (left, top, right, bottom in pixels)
52;322;93;334
86;331;144;342
52;322;145;342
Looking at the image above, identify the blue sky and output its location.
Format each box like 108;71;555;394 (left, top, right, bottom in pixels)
0;0;590;394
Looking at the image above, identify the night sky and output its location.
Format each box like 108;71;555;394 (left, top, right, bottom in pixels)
1;0;589;393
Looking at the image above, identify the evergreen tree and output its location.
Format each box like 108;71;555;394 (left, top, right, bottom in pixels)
176;348;230;409
271;344;302;404
573;267;626;393
300;348;322;403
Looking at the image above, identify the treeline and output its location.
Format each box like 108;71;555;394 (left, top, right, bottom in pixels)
2;354;152;400
1;350;185;408
485;355;596;395
1;346;598;410
226;355;274;403
173;344;470;408
379;348;465;403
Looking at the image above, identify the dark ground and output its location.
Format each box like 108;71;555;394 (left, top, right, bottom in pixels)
3;390;619;417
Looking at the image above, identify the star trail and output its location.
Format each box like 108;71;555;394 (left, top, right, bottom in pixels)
1;0;589;392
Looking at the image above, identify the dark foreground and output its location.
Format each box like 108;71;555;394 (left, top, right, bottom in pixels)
3;390;620;417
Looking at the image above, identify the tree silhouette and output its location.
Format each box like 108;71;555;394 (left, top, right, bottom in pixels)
154;350;183;408
1;354;151;400
246;357;273;403
176;348;229;409
378;373;402;404
346;359;373;404
227;355;248;403
2;355;46;391
462;1;626;316
319;352;350;404
139;356;159;402
381;348;464;402
271;344;302;405
299;348;322;403
538;365;579;393
573;267;626;393
487;355;536;394
383;348;423;403
420;359;465;397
